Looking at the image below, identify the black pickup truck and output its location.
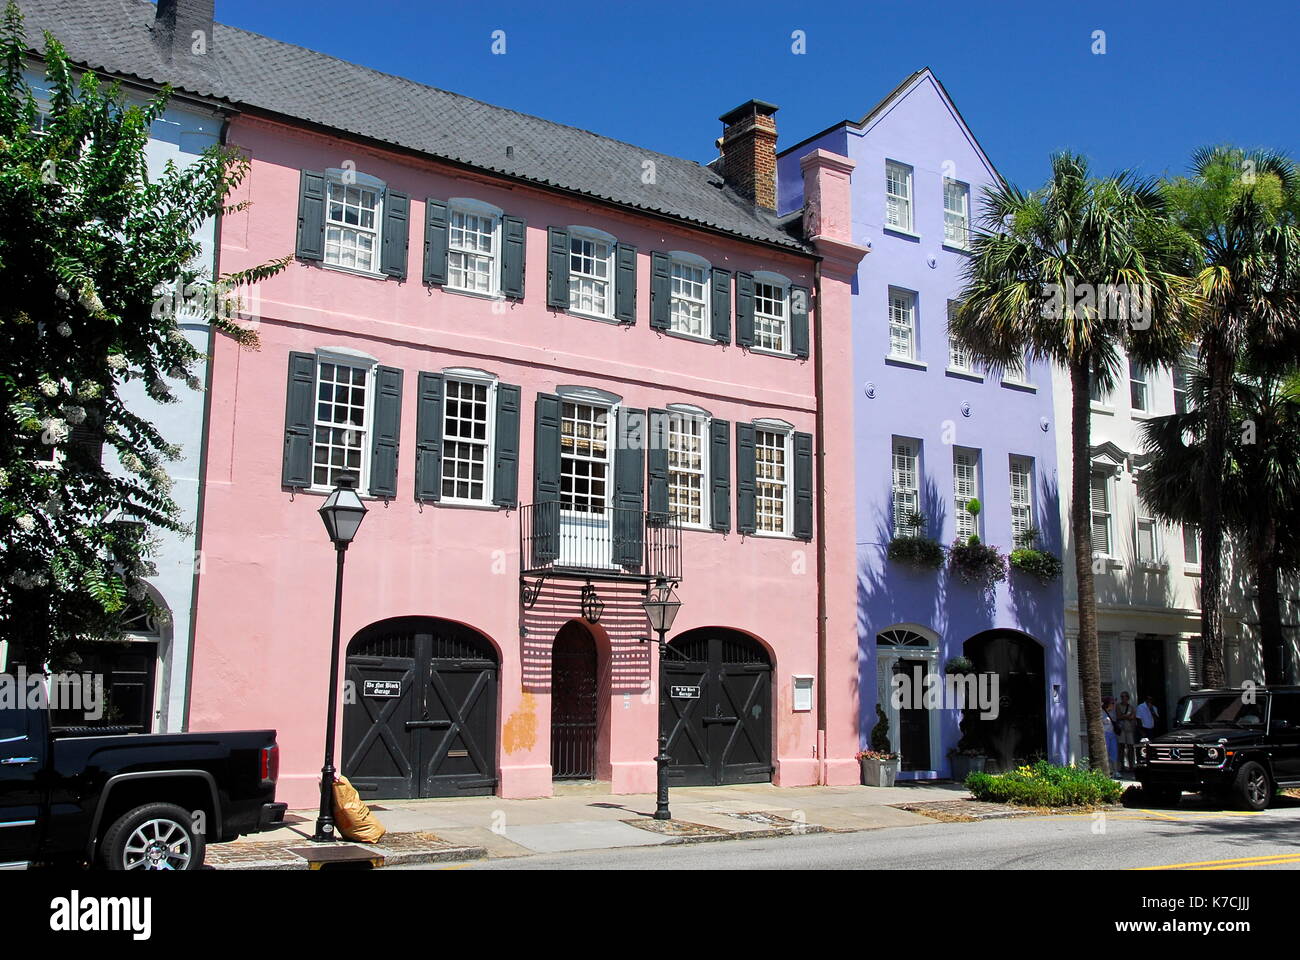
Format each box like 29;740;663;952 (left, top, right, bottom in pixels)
1135;686;1300;810
1;695;287;870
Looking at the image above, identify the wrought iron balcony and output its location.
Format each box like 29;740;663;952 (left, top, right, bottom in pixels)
519;500;682;582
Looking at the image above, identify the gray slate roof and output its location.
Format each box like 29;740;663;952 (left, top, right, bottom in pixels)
14;0;808;251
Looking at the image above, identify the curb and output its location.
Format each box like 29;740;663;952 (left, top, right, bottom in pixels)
209;839;487;871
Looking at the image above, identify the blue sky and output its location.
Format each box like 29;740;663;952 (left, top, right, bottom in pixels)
214;0;1297;188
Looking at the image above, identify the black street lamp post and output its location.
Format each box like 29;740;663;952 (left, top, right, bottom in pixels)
312;474;368;843
641;579;682;821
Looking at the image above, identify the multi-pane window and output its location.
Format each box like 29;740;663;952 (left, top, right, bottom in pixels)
885;161;913;231
560;402;609;514
1010;456;1034;544
892;438;920;537
667;412;707;527
313;360;370;491
953;449;980;539
1174;357;1195;414
888;289;916;360
754;282;789;353
1005;349;1029;383
1090;471;1112;555
754;429;789;534
441;378;492;503
1089;372;1106;403
1129;358;1149;412
569;234;613;317
943;179;970;246
947;300;972;371
1136;510;1158;563
324;181;381;273
447;208;498;294
1183;524;1200;566
670;261;709;338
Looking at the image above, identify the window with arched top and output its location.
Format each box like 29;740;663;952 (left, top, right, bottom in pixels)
876;627;936;649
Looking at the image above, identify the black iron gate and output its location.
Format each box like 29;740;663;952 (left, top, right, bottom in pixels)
343;618;498;799
662;629;772;786
551;623;598;779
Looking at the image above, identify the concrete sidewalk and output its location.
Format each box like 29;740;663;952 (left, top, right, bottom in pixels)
208;780;980;869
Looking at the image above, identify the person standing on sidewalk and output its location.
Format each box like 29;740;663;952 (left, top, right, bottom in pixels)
1101;696;1119;773
1136;694;1160;739
1115;691;1137;772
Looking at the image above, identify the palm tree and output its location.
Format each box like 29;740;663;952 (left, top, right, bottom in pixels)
1139;361;1300;685
1162;148;1300;686
952;153;1197;772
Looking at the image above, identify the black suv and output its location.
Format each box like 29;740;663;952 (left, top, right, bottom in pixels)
1135;686;1300;810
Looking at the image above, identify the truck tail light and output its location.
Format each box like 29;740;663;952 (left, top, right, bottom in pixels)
261;744;280;785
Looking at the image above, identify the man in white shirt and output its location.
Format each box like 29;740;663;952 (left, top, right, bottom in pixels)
1136;694;1160;736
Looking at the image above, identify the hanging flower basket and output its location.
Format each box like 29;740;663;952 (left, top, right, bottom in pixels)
949;536;1007;588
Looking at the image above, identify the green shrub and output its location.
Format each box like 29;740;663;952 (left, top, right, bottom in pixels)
887;535;945;569
1009;547;1063;583
966;761;1122;807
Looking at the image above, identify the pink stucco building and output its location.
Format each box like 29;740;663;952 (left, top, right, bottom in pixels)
168;20;865;807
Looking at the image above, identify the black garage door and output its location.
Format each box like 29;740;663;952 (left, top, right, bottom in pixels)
662;628;772;786
343;617;497;799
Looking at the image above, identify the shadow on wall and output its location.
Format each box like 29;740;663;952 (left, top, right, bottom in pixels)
1008;470;1065;643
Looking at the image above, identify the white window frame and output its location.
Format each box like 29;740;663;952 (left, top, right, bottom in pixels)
667;252;711;340
1183;524;1200;569
1002;348;1031;386
953;448;981;539
943;178;970;248
1135;510;1161;566
560;398;614;516
892;437;921;538
1129;358;1149;413
1009;456;1034;545
439;370;497;506
753;422;793;536
751;271;792;355
888;287;916;361
323;170;385;276
446;198;503;297
1090;469;1113;558
1173;352;1198;414
885;160;914;233
666;406;710;530
567;226;617;321
947;299;974;374
311;349;379;495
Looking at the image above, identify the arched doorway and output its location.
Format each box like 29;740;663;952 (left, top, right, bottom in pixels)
963;630;1047;772
343;617;498;799
874;625;941;773
662;628;772;786
551;622;599;780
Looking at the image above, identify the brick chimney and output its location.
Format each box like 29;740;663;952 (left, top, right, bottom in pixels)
152;0;216;60
717;100;779;211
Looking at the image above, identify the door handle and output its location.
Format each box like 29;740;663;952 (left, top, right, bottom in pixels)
0;757;37;765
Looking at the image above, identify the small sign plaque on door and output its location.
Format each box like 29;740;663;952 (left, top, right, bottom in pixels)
363;680;402;698
670;685;700;699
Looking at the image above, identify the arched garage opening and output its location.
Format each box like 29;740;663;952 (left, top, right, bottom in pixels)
662;628;772;786
342;616;498;799
963;630;1047;772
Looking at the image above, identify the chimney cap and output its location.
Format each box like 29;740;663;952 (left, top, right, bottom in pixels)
719;99;779;125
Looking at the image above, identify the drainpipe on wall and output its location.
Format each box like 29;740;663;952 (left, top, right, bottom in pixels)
812;257;828;785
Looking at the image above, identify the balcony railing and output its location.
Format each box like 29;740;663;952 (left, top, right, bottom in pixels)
520;501;682;581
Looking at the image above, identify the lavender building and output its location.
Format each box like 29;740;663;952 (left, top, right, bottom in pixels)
780;69;1068;776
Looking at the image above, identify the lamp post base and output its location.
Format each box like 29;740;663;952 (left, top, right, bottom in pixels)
312;764;338;842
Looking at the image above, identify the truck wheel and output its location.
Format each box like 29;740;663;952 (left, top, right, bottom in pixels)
1232;762;1273;811
100;803;206;871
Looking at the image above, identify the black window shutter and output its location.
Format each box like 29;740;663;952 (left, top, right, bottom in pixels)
380;189;410;279
736;421;757;534
282;351;316;488
613;407;646;569
532;394;563;561
493;383;521;507
547;227;570;309
791;285;810;359
736;271;755;347
646;407;669;519
614;242;637;323
793;430;814;540
414;372;444;502
369;366;403;498
296;171;326;262
650;252;672;330
711;268;732;343
709;418;731;532
501;215;526;299
423;198;448;286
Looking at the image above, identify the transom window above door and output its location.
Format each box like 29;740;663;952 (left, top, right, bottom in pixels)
325;179;382;273
877;627;936;649
560;402;610;514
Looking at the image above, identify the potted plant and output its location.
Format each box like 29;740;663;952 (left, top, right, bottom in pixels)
1008;527;1064;584
886;511;945;570
944;655;974;675
948;715;988;780
859;704;901;787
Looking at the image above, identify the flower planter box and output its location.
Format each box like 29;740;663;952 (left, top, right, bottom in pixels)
860;756;901;787
949;755;987;781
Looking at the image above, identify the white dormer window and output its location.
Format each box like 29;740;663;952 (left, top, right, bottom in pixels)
569;229;616;319
325;172;384;274
943;179;970;247
885;161;913;232
447;200;502;295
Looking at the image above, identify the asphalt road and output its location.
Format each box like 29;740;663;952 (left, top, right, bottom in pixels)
405;802;1300;870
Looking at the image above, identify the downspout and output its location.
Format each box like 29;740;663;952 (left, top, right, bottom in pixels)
812;257;828;784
